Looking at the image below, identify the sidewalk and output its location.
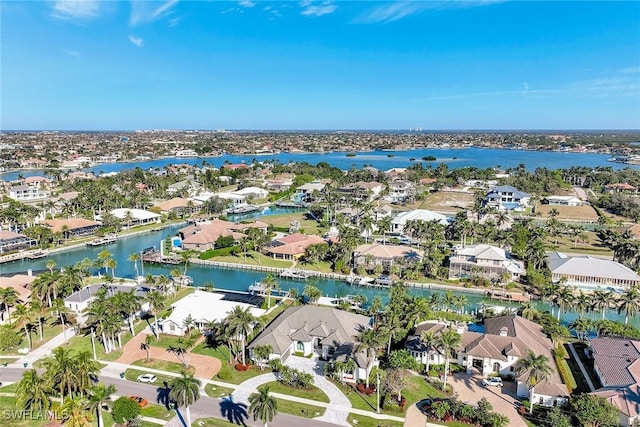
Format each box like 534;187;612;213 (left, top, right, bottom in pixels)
12;328;77;367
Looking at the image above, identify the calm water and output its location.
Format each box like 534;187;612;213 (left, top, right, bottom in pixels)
1;147;636;181
1;224;636;327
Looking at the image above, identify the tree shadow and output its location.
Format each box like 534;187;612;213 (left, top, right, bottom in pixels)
219;395;248;426
156;381;172;409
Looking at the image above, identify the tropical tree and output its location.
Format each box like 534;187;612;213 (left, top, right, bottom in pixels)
617;286;640;325
51;297;70;342
226;305;256;366
61;395;92;427
354;326;381;387
248;386;278;427
303;285;321;305
43;347;79;401
515;350;552;414
420;330;437;374
29;299;47;342
128;252;140;278
169;371;201;427
262;273;279;309
436;329;461;391
14;303;33;350
519;301;540;321
253;344;273;371
0;287;19;325
141;334;154;362
145;289;166;338
591;289;613;320
88;383;117;427
16;369;53;411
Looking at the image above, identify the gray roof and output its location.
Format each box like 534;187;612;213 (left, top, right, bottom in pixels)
249;305;372;368
486;185;530;200
65;283;148;304
591;337;640;387
547;253;640;282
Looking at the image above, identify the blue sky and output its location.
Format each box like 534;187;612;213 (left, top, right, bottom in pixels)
2;0;639;130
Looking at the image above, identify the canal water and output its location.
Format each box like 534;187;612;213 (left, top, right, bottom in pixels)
1;225;636;328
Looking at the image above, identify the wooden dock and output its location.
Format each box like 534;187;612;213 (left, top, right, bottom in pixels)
141;247;181;265
0;249;49;264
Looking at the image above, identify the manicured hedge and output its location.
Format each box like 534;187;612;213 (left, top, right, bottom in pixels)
199;246;239;259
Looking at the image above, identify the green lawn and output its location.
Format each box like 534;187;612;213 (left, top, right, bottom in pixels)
0;382;19;393
124;368;176;385
210;251;294;268
139;403;176;421
191;342;232;362
132;358;193;374
347;413;404;427
258;381;330;403
191;418;237;427
262;213;321;235
257;300;291;327
62;330;122;362
190;343;269;383
4;319;63;356
296;261;334;273
204;383;235;398
272;397;326;418
149;331;201;350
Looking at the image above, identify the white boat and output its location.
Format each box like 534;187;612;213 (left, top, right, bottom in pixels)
86;233;118;246
173;275;193;286
279;269;311;280
345;276;375;286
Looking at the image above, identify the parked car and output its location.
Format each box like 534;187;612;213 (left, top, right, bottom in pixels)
137;374;157;384
482;377;503;387
128;396;148;407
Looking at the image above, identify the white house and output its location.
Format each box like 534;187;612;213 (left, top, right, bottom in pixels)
385;181;415;203
544;196;583;206
406;315;569;408
547;252;640;291
248;305;376;383
160;290;265;336
485;185;530;211
390;209;448;235
234;186;269;200
106;208;161;227
64;284;150;325
448;244;525;282
8;185;47;201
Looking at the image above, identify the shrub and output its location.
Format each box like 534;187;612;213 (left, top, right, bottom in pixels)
112;396;141;425
235;363;250;371
356;383;376;395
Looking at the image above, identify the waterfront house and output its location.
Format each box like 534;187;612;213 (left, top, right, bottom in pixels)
248;305;377;383
338;181;383;202
295;181;327;203
8;185;47;201
390;209;448;235
234;186;269;200
44;217;100;237
167;179;202;196
108;208;161;228
0;273;35;324
265;233;326;261
64;283;150;325
179;219;268;252
23;176;54;188
590;337;640;426
543;195;583;206
153;197;201;217
160;289;265;336
406;315;569;408
448;244;525;282
546;252;640;291
484;185;530;211
0;230;37;254
352;243;423;271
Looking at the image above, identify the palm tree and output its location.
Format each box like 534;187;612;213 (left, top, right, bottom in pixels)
145;289;166;338
16;369;53;411
29;299;47;342
262;273;279;309
61;395;91;427
0;287;19;325
420;330;437;373
552;285;574;321
141;334;154;362
74;350;102;396
436;329;461;391
515;350;552;414
354;326;381;388
618;286;640;325
377;215;392;245
169;371;201;427
14;303;33;350
591;289;613;320
88;383;116;427
380;313;405;356
128;252;140;278
43;347;78;402
249;386;278;427
51;297;70;342
226;305;256;365
519;301;540;321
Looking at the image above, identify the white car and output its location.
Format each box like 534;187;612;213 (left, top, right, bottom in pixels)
482;377;503;387
137;374;157;384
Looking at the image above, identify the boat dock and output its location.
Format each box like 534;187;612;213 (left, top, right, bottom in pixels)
86;233;118;247
0;249;49;264
248;281;289;296
141;247;181;265
279;268;311;280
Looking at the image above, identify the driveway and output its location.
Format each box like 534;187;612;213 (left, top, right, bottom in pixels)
116;331;222;379
449;373;527;427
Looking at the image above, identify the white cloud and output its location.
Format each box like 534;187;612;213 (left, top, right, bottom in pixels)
130;0;179;26
356;0;503;24
619;66;640;74
300;0;337;17
52;0;100;21
239;0;255;8
128;35;144;47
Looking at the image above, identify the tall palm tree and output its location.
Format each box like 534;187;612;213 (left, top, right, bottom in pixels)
552;285;574;321
436;329;461;391
43;347;78;402
249;386;278;427
141;334;154;362
51;298;70;342
74;350;102;396
145;289;166;338
591;289;613;320
60;395;91;427
29;299;47;342
515;350;552;414
0;287;19;325
16;369;53;411
618;286;640;325
169;371;201;427
226;305;256;365
14;303;33;350
420;330;437;373
128;252;140;278
354;327;380;388
262;273;279;309
519;301;540;321
88;383;116;427
380;313;405;356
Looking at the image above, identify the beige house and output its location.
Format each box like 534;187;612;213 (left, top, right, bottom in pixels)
265;233;326;260
153;197;201;216
44;217;100;237
179;219;268;251
353;243;423;271
448;244;525;282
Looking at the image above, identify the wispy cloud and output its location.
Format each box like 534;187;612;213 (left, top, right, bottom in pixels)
356;0;503;24
52;0;100;21
620;66;640;74
128;35;144;47
300;0;337;17
239;0;255;8
130;0;179;26
66;50;81;57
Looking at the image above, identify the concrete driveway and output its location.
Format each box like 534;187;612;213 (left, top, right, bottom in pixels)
449;373;527;427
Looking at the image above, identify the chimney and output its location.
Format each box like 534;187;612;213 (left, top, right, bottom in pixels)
499;327;508;337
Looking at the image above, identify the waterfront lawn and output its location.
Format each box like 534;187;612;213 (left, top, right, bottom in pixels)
258;381;330;403
348;414;404;427
210;251;293;268
258;299;291;326
132;358;194;374
204;383;235;398
262;212;321;235
124;368;176;385
295;260;334;273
